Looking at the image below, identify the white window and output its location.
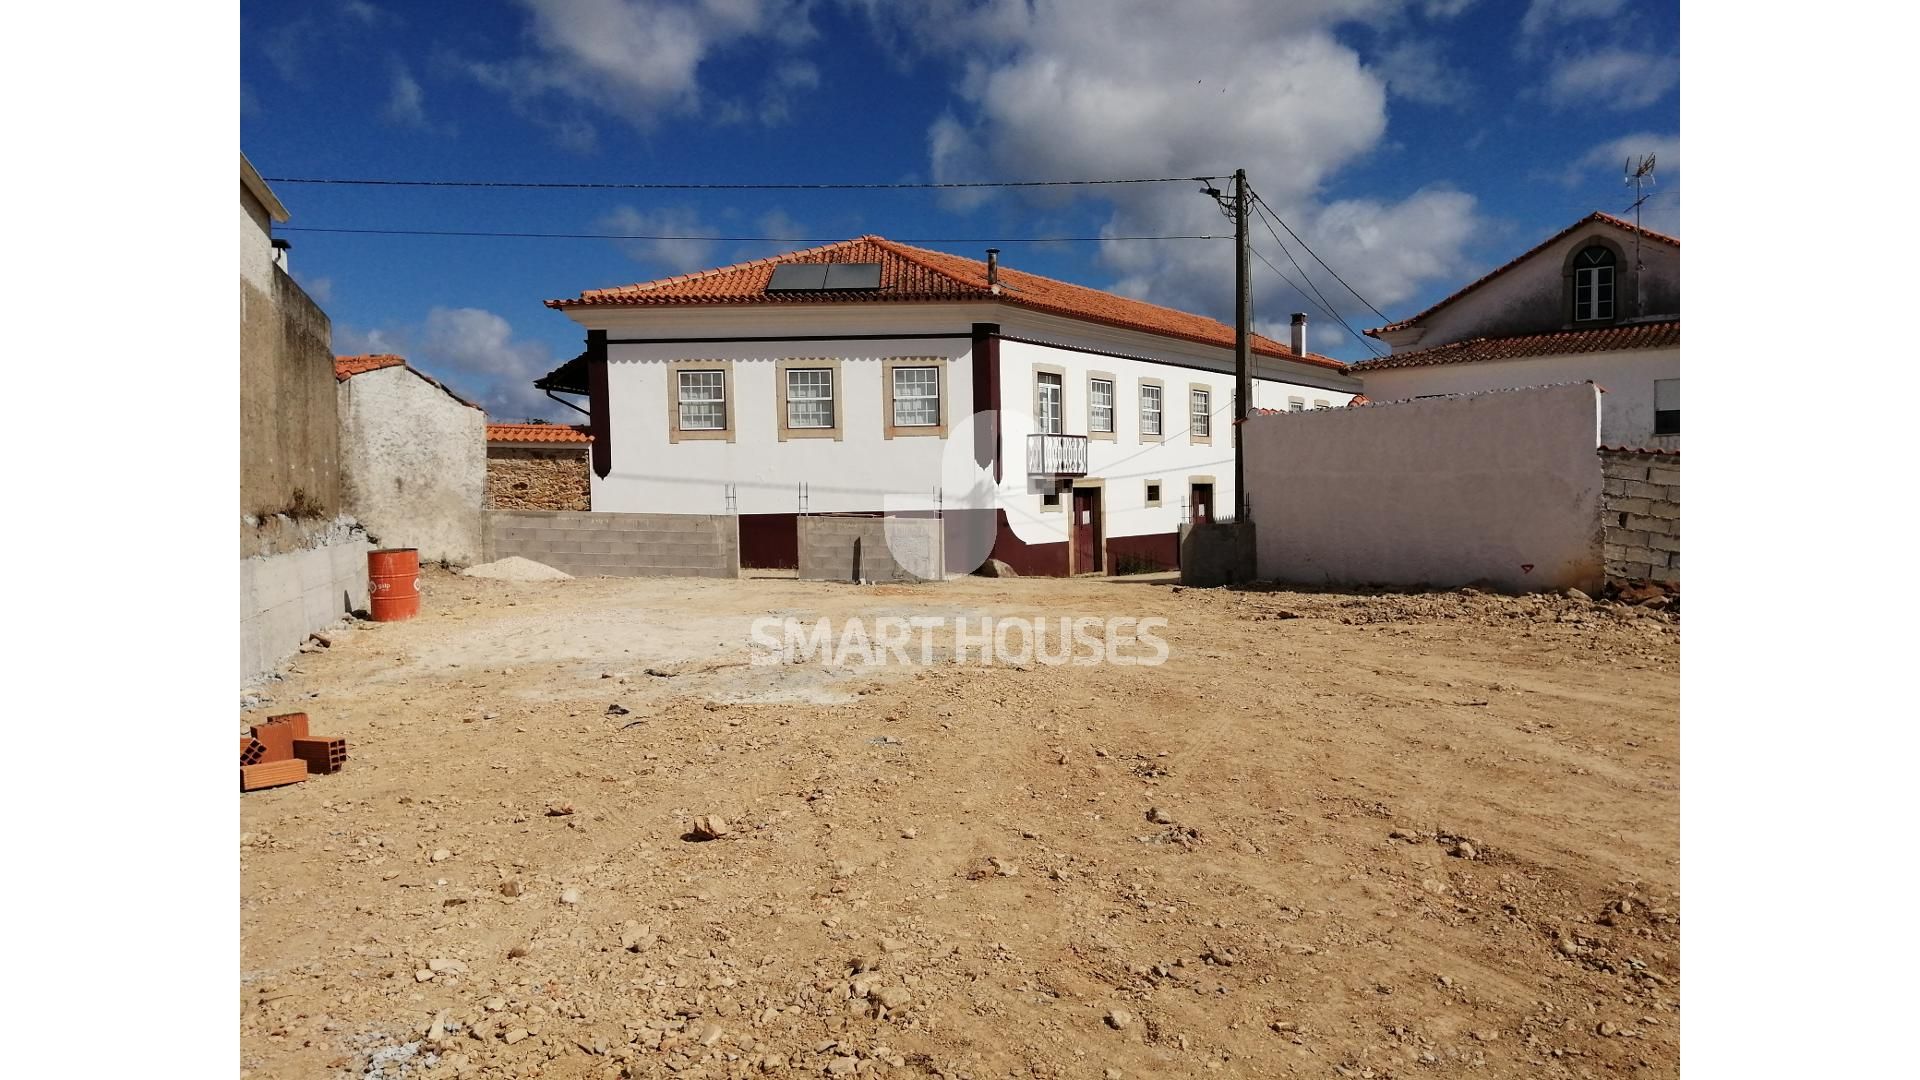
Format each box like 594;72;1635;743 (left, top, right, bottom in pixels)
1089;378;1114;433
785;368;834;429
1036;372;1063;434
1140;384;1162;435
891;366;940;427
678;370;726;430
1574;245;1616;322
1288;397;1305;412
1313;399;1331;410
1654;378;1679;436
1190;389;1211;437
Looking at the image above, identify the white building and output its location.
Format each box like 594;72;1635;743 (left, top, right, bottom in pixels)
539;237;1361;575
1354;211;1679;450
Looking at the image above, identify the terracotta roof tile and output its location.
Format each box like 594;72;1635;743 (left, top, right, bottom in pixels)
334;354;407;380
1350;320;1678;373
1367;211;1680;336
487;422;592;444
548;236;1346;372
1599;444;1680;457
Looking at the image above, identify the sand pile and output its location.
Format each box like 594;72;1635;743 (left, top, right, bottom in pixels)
459;556;573;582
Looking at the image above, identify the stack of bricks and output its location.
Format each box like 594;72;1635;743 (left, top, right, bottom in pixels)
240;711;349;791
1599;448;1679;584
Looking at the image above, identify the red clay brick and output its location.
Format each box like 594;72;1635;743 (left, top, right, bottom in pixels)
241;759;308;791
263;712;310;740
240;737;266;765
292;736;348;775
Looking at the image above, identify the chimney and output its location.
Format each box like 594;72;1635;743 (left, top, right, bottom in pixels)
1289;312;1308;356
985;248;1000;293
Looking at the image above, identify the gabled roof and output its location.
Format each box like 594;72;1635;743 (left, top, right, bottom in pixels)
1350;320;1679;373
547;236;1346;372
488;422;592;444
334;354;483;411
1366;211;1679;337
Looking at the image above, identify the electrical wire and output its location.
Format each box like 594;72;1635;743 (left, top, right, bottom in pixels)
262;174;1223;191
1248;189;1391;324
1246;199;1383;357
277;226;1228;244
1247;244;1383;357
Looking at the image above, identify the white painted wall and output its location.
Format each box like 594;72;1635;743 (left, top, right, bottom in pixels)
338;366;487;564
1245;382;1606;592
241;186;277;295
1360;347;1678;449
571;302;1358;538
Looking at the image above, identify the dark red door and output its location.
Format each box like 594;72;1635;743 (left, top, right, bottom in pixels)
1072;487;1103;574
1191;483;1213;525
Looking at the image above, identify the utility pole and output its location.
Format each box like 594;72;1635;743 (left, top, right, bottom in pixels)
1232;167;1251;524
1624;154;1656;318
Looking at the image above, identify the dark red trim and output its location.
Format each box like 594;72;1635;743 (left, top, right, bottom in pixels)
586;329;611;479
971;323;1002;481
989;510;1069;577
740;513;799;569
1107;531;1180;574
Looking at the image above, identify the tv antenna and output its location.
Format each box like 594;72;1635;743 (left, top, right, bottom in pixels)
1624;153;1657;317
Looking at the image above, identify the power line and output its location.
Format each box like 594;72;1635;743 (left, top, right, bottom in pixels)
1245;199;1382;357
277;226;1227;244
262;174;1222;191
1247;244;1383;358
1248;189;1391;324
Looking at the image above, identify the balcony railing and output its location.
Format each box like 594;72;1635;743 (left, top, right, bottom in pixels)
1027;432;1089;476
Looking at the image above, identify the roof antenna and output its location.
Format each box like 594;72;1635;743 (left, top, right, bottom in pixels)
1624;153;1656;318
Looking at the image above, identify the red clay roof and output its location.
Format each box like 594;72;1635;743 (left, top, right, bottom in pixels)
1367;211;1680;337
334;354;407;380
487;422;592;444
548;236;1346;372
1350;320;1679;373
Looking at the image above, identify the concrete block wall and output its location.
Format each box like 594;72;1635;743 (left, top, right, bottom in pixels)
797;515;945;582
1600;449;1679;583
484;511;739;579
242;539;371;681
1179;521;1256;587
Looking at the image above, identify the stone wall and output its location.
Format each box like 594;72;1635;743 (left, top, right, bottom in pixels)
487;448;590;511
484;511;739;579
797;515;945;582
339;366;487;565
1599;449;1679;584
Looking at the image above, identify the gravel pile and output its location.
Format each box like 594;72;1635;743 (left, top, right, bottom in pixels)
459;556;573;582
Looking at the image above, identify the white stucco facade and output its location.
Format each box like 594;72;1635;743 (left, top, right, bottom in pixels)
338;365;488;564
1359;347;1678;450
570;301;1358;571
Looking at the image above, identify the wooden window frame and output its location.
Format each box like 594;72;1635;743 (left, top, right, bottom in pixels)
883;358;947;439
1139;378;1164;443
775;358;843;441
667;359;735;444
1087;371;1116;441
1033;364;1066;436
1188;385;1212;444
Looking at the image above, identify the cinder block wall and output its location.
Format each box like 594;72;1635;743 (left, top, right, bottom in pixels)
797;515;945;582
242;540;371;681
484;511;739;579
1599;449;1679;583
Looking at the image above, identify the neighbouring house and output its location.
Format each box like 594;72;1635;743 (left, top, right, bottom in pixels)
336;354;487;565
487;423;592;511
1353;211;1679;450
240;153;371;681
536;237;1362;575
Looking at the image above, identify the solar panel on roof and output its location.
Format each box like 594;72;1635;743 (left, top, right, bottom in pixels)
766;264;831;291
823;263;883;290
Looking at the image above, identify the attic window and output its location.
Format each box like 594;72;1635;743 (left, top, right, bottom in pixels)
1573;245;1616;322
766;263;884;293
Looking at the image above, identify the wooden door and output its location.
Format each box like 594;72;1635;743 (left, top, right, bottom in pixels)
1072;487;1103;574
1190;482;1213;525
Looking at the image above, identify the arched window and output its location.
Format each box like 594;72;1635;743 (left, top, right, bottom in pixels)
1573;245;1616;322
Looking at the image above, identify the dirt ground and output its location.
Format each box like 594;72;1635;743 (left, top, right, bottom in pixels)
239;569;1679;1080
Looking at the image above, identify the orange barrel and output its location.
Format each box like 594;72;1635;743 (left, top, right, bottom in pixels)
367;548;421;622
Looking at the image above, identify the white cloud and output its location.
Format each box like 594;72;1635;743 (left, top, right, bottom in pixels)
1565;131;1678;186
599;205;723;272
467;0;817;144
882;1;1484;340
1545;48;1678;110
1519;0;1628;39
295;274;334;304
383;64;431;128
337;309;567;421
1376;39;1472;106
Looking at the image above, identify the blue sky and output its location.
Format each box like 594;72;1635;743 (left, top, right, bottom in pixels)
242;0;1678;420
